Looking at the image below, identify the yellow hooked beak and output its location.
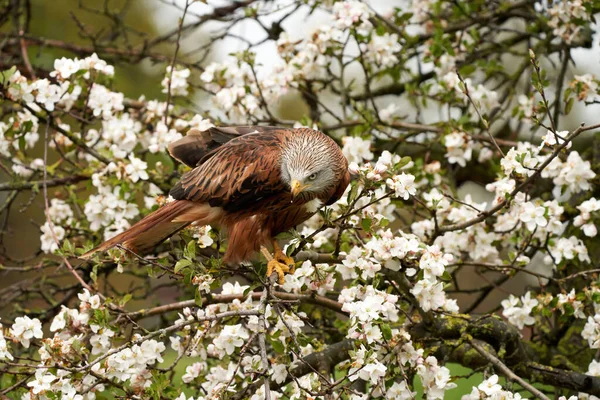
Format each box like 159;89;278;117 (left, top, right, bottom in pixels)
291;179;309;200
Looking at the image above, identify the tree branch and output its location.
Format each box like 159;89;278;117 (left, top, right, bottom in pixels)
469;339;551;400
234;339;354;400
410;315;600;396
0;175;89;192
124;290;345;320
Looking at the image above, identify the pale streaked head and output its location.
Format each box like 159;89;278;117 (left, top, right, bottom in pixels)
280;130;345;200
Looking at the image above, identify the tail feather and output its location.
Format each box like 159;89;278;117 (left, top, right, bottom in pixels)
80;200;209;259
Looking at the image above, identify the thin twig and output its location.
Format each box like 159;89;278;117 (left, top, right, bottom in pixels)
18;29;35;79
436;122;600;235
258;280;272;400
469;340;551;400
164;0;190;126
76;309;259;372
457;72;505;157
42;116;94;294
124;289;345;320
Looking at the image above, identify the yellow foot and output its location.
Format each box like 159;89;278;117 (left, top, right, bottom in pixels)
260;242;297;284
274;246;296;275
266;259;291;284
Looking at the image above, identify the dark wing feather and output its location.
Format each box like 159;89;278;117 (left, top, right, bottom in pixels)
168;126;281;168
169;129;287;212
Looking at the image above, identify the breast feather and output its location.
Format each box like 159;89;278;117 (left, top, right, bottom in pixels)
304;198;324;213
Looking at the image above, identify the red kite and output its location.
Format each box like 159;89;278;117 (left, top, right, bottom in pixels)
82;126;350;282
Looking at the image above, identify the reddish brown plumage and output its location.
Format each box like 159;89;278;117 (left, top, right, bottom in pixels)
81;126;350;264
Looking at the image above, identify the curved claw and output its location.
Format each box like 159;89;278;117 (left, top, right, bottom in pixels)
267;259;290;284
261;242;297;284
274;251;295;274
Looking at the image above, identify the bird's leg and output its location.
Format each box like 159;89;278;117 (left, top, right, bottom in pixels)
260;246;289;284
272;240;295;275
260;243;295;284
267;258;290;284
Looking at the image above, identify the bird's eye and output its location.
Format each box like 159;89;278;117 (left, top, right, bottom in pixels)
308;173;318;181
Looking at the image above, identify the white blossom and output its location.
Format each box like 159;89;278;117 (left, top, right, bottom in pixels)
27;370;56;395
342;136;373;164
40;222;65;254
362;33;401;68
444;131;473;167
0;324;13;361
148;121;183;153
547;0;590;44
417;356;457;399
386;380;416;399
410;279;447;312
182;362;205;383
88;84;124;120
271;364;288;384
213;325;250;355
386;173;416;200
124;155;149;183
162;66;191;96
502;292;538;330
582;314;600;349
10;316;43;348
332;1;373;34
540;130;571;149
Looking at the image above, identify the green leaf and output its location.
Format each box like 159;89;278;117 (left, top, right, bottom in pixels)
296;333;310;347
174;259;192;274
46;160;62;175
361;217;372;232
347;182;360;204
90;265;98;283
243;283;259;298
147;266;158;278
18;135;26;151
183;269;193;285
271;339;285;354
121;293;132;306
541;307;552;318
195;289;203;307
396;156;412;169
185;240;196;260
381;323;392;340
565;97;574;115
0;66;16;86
395;11;413;25
440;270;452;282
22;120;33;133
275;231;295;240
459;64;476;77
563;302;574;316
563;87;573;101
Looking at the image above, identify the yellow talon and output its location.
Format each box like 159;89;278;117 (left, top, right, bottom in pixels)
260;241;297;284
267;259;290;284
273;241;296;274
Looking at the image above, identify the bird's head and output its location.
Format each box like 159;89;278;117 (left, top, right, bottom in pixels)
280;131;345;201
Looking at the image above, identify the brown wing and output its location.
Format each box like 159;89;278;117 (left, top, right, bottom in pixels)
169;128;289;212
168;126;282;168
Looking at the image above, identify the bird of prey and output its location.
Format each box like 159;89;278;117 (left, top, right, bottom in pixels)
82;126;350;282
